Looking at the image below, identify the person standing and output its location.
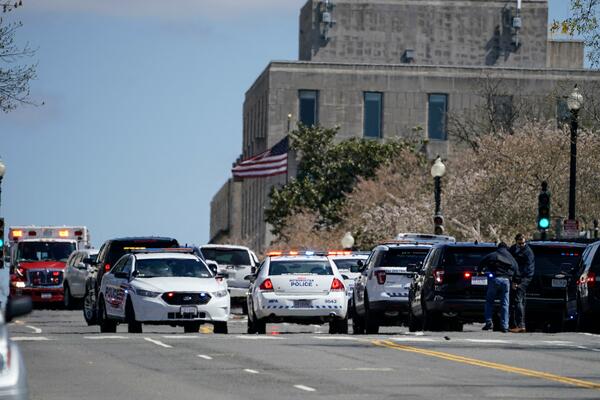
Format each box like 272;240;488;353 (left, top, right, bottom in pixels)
478;242;519;333
509;233;535;333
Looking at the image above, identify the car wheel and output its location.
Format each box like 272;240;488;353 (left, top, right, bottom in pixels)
63;283;74;310
98;298;117;333
364;294;380;334
184;322;201;333
351;300;365;335
422;301;439;332
213;321;228;334
83;283;97;326
126;298;143;334
408;306;421;333
254;313;267;335
329;315;348;334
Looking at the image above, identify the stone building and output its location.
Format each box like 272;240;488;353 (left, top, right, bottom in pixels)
209;0;600;253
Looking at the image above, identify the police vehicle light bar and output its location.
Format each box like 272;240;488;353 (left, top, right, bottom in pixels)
266;250;323;257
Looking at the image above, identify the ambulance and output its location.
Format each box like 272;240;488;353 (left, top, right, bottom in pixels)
8;226;90;304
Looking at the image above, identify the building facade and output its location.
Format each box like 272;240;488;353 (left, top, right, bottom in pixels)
210;0;599;253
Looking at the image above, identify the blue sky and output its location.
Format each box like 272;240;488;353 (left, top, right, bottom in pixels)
0;0;574;247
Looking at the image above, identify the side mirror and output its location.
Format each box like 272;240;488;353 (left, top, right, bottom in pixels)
206;261;218;275
356;260;364;268
251;266;257;274
6;296;33;322
76;262;87;270
244;274;256;282
341;274;350;280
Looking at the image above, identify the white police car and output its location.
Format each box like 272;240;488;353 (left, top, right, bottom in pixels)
97;249;230;334
246;251;349;334
328;251;369;302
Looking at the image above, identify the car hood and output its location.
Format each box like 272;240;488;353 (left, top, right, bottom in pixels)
132;277;225;293
17;261;66;270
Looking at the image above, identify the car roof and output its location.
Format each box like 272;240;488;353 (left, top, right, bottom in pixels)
329;254;369;259
108;236;178;243
375;244;434;250
434;242;498;248
268;255;329;261
200;244;251;251
133;252;199;260
528;241;588;248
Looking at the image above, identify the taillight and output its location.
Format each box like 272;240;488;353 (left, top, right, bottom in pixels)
259;278;274;291
166;292;175;298
588;272;597;288
374;271;386;285
330;278;345;291
433;269;444;284
464;272;472;279
104;264;111;272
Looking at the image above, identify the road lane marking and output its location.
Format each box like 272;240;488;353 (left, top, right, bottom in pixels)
294;385;316;392
200;326;213;334
244;369;259;374
390;337;435;342
313;336;362;341
235;335;284;340
373;339;600;391
25;325;42;334
12;336;51;341
197;354;213;360
144;337;172;348
84;336;129;340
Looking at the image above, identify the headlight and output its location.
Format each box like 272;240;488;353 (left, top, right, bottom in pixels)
134;289;161;297
12;281;26;288
212;289;228;298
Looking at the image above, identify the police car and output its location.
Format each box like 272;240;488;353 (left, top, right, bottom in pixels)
246;251;349;334
328;251;369;306
97;249;230;334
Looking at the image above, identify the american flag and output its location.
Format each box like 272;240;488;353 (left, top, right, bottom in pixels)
232;136;289;179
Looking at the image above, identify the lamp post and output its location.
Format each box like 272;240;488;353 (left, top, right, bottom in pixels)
567;85;583;221
341;232;354;250
431;156;446;234
0;158;5;212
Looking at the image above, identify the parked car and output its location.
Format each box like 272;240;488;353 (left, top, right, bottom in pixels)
83;237;179;325
526;241;587;332
574;240;600;332
408;242;498;332
63;248;98;309
1;296;33;400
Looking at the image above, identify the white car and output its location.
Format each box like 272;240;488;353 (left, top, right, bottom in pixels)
328;251;369;303
97;250;230;334
246;251;348;334
63;248;98;309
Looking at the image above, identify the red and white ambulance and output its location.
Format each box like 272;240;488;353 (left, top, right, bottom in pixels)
8;226;90;304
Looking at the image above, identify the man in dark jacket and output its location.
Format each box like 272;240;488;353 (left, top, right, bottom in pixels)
478;242;519;332
509;233;535;333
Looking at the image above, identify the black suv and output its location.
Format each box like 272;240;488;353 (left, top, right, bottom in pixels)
526;241;587;331
408;242;497;332
572;241;600;332
83;237;179;325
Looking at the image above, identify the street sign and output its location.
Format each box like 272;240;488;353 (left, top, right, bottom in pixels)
563;219;579;239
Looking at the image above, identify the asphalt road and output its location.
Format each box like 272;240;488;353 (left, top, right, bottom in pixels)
8;309;600;400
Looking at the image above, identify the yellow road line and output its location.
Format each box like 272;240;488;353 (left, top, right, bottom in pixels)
372;339;600;391
200;326;213;334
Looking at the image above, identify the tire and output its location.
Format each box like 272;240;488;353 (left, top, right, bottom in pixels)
241;302;249;316
447;318;463;332
352;301;365;335
422;302;440;332
83;283;97;326
63;283;75;310
126;299;143;334
254;314;267;335
364;295;380;334
98;298;117;333
184;322;201;333
408;307;421;333
329;316;349;334
213;321;228;334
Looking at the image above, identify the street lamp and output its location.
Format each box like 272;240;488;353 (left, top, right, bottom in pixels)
431;156;446;234
0;158;5;212
341;232;354;250
567;85;583;221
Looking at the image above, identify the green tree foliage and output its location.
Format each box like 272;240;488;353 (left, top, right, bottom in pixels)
551;0;600;66
265;124;409;237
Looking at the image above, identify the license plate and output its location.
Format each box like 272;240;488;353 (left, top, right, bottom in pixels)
41;293;52;299
552;279;567;288
181;306;198;315
293;300;311;308
471;276;488;286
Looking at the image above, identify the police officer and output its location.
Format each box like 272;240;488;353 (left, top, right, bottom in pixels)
478;242;519;333
509;233;535;333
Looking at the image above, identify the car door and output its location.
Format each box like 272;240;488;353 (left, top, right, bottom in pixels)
103;256;129;318
353;251;376;312
248;259;266;315
70;252;87;297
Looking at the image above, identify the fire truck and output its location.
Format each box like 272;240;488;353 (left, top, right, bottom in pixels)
8;226;90;304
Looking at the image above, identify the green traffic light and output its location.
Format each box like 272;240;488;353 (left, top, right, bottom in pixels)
0;239;3;247
538;218;550;229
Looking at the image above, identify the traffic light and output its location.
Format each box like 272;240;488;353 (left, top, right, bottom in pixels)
433;214;444;235
537;181;551;231
0;218;4;269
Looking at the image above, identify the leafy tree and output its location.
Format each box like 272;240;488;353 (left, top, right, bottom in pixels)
551;0;600;66
265;124;410;238
0;0;37;113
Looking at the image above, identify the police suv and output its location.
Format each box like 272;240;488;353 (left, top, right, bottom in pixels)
352;234;455;334
246;251;349;334
97;249;230;334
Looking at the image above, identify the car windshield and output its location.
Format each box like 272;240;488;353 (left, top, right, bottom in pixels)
269;260;333;276
442;247;496;271
201;248;251;266
380;249;429;268
108;239;179;266
135;258;212;278
17;242;76;262
332;258;364;273
531;246;583;275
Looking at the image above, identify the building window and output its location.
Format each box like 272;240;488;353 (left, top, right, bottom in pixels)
492;95;514;132
556;97;571;127
428;94;448;140
299;90;319;126
364;92;383;138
